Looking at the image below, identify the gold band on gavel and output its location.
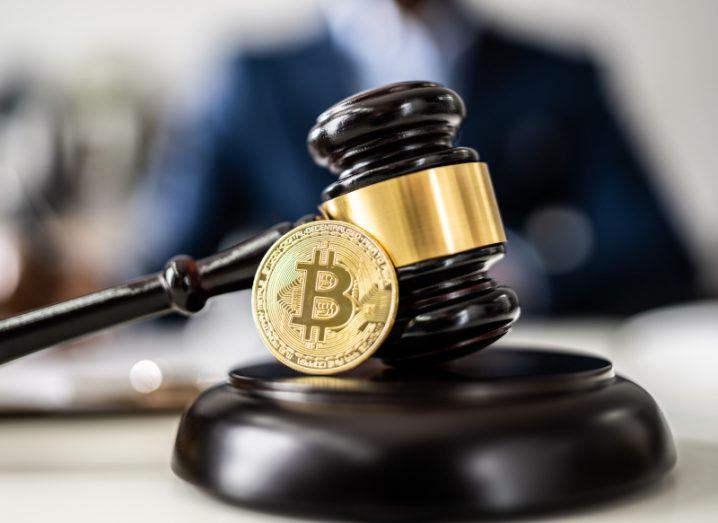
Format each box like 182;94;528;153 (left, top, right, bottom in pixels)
319;162;506;267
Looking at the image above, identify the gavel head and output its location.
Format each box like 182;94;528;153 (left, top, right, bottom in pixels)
307;81;520;366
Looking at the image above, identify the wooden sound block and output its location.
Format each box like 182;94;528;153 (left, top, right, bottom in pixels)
172;348;675;521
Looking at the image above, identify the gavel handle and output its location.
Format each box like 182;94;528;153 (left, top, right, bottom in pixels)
0;221;295;365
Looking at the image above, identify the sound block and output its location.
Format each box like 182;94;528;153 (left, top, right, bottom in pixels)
172;348;675;520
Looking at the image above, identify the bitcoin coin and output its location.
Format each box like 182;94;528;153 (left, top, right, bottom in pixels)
252;221;398;375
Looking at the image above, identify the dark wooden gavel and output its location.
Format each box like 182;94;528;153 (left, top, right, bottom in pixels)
0;81;519;367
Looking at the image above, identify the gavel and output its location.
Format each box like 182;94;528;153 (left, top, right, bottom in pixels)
0;81;519;367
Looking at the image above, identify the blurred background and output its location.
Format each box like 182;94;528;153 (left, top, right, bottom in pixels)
0;0;716;419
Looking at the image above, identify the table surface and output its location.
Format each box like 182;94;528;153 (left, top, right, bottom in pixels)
0;416;716;523
1;301;717;522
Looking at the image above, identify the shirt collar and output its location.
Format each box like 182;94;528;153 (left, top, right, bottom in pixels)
320;0;477;91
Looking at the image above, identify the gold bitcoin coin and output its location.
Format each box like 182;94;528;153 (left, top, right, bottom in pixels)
252;220;398;375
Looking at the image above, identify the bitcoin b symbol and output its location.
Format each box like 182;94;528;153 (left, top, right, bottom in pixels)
252;221;398;374
291;248;354;342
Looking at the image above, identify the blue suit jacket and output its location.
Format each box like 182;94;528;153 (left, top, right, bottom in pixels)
139;30;697;315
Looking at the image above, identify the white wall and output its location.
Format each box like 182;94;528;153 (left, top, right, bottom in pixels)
1;0;716;286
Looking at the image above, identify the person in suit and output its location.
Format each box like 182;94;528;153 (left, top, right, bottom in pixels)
134;0;698;315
